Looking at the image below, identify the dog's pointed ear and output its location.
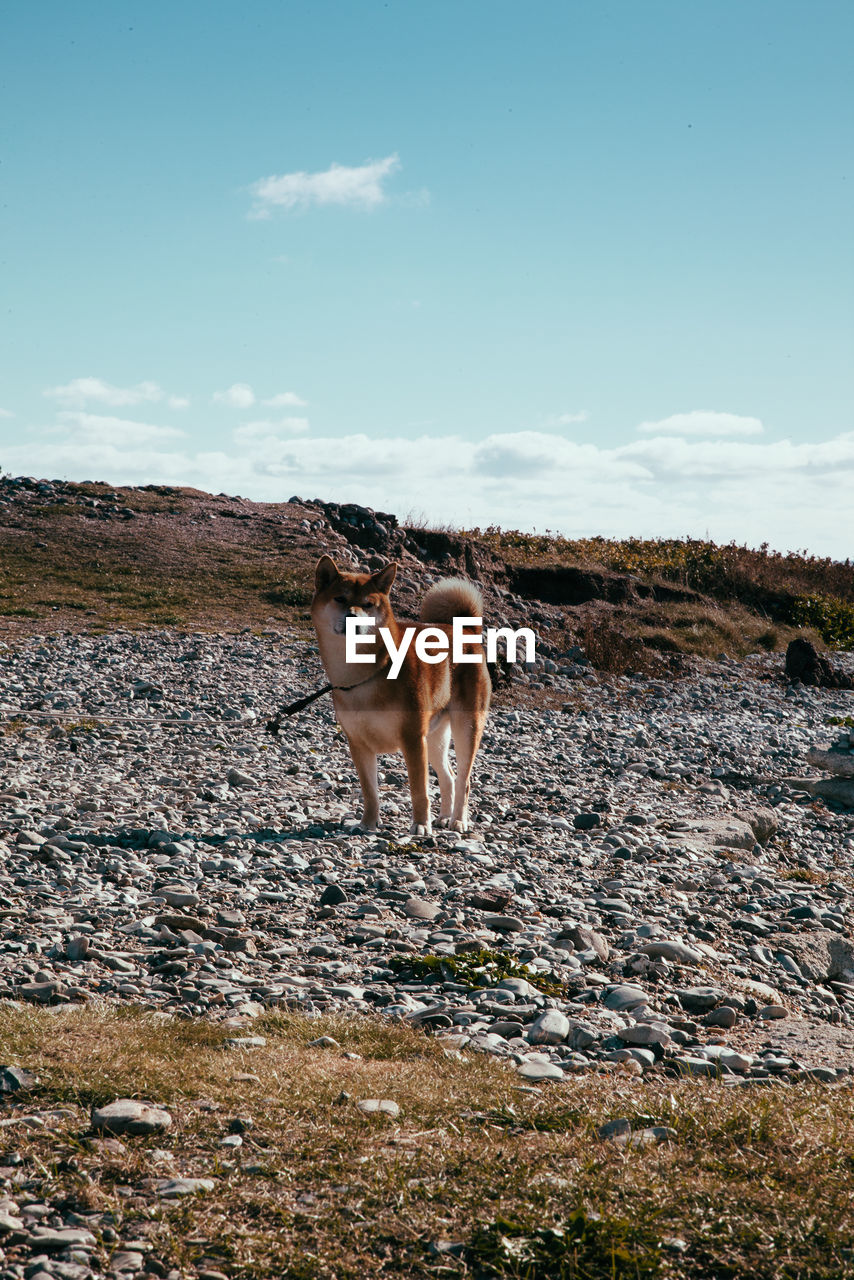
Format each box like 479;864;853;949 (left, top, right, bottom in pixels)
369;561;398;595
315;555;339;592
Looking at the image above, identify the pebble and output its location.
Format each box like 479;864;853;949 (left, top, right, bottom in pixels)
527;1010;570;1045
91;1099;172;1136
355;1099;400;1118
26;1227;97;1250
0;1065;38;1094
155;1177;216;1196
517;1058;565;1082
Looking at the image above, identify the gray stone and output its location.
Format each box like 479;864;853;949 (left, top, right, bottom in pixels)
517;1058;565;1082
638;940;703;965
806;746;854;778
403;897;441;921
318;883;348;907
155;1177;215;1196
527;1010;570;1045
91;1099;172;1136
482;914;525;932
0;1066;38;1094
811;777;854;807
559;924;610;962
356;1098;400;1118
602;985;648;1012
677;986;725;1014
27;1227;98;1250
617;1022;672;1048
703;1005;738;1029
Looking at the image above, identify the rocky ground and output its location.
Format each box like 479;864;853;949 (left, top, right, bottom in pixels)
1;623;854;1277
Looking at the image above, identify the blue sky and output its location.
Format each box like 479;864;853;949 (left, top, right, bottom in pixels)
2;1;852;555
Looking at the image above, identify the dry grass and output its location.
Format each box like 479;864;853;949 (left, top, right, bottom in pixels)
1;1006;853;1278
3;482;854;658
465;530;854;651
0;486;317;633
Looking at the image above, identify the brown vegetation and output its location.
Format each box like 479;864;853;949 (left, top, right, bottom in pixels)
1;1006;853;1279
2;478;852;664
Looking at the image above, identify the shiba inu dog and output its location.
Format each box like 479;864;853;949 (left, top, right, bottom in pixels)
311;555;491;835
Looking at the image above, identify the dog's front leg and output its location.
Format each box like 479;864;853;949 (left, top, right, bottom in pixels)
402;731;431;836
348;737;380;832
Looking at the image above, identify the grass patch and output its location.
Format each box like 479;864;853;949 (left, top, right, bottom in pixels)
262;575;314;608
467;1211;662;1279
1;1007;854;1278
779;867;830;885
0;484;318;633
387;948;568;997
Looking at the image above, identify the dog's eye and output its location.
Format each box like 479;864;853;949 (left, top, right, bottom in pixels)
334;596;348;605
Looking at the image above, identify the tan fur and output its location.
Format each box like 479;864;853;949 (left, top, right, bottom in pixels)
419;577;484;624
310;555;491;835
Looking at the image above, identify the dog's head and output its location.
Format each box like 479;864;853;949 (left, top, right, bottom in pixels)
311;555;398;638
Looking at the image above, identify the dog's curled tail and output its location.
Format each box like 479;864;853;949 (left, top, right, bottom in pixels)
419;577;484;624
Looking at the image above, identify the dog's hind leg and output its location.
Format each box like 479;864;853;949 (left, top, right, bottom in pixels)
428;719;455;826
448;707;486;834
402;730;432;836
348;738;380;832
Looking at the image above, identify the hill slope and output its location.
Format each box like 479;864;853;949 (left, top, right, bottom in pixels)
1;473;852;668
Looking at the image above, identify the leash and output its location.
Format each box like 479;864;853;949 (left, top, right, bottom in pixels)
265;659;391;736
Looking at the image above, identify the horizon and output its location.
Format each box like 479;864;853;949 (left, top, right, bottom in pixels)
2;1;852;559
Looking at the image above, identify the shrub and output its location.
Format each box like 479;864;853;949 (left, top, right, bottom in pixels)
786;595;854;650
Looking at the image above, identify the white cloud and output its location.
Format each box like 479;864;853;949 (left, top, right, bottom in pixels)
234;417;310;442
5;412;853;559
262;391;307;408
212;383;256;408
56;411;185;446
167;395;191;410
0;408;15;419
45;377;165;408
544;411;589;427
637;411;764;437
248;154;400;217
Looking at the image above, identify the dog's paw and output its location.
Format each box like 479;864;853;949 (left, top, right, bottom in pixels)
410;821;433;837
435;815;452;829
349;820;378;835
449;818;469;834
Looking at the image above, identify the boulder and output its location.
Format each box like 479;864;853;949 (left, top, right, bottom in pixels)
671;816;755;852
811;777;854;808
736;806;779;845
785;637;853;689
559;923;610;962
784;931;854;983
806;745;854;779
